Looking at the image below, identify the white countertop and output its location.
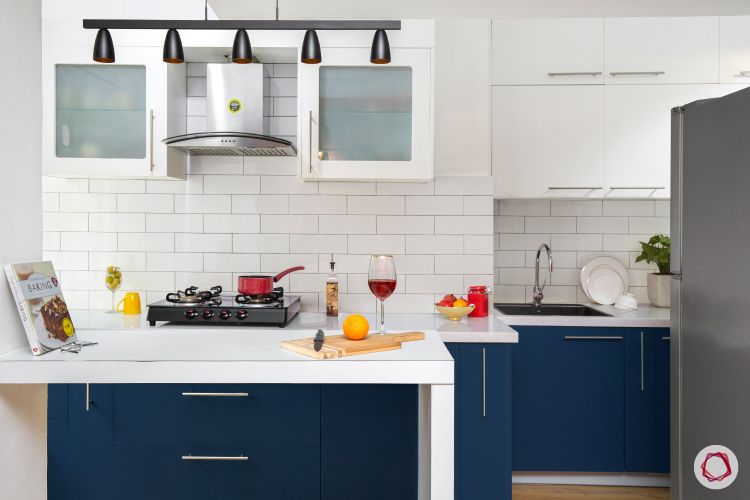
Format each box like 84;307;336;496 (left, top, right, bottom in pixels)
495;303;670;328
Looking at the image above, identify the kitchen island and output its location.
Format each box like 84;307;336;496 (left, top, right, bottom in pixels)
0;312;518;500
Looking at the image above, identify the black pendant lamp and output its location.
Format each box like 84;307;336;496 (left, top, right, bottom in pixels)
93;28;115;63
300;30;321;64
232;29;253;64
370;29;391;64
163;28;184;64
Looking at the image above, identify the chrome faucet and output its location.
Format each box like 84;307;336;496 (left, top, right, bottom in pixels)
533;243;553;307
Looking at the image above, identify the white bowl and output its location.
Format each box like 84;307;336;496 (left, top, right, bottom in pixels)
614;293;638;310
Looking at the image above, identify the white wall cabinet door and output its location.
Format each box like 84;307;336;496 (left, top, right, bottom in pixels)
492;86;604;199
604;17;719;84
298;47;433;181
604;84;722;199
43;45;186;178
720;16;750;83
492;18;604;85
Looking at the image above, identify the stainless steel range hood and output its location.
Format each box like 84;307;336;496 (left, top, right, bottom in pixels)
164;63;296;156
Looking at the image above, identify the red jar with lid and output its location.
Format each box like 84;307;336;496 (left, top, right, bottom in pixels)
467;285;490;317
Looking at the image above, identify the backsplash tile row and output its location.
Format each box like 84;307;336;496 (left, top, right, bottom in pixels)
494;199;670;304
42;158;494;313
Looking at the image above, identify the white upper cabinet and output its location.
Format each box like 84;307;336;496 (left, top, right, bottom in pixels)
492;18;604;85
43;45;186;178
604;84;721;199
493;86;604;199
720;16;750;83
298;47;433;182
604;17;719;84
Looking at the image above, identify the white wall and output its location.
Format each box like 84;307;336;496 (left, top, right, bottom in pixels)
0;1;46;499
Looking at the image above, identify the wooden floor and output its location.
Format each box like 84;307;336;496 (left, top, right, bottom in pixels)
513;484;670;500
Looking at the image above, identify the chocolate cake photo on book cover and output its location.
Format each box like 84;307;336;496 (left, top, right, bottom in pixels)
4;261;77;355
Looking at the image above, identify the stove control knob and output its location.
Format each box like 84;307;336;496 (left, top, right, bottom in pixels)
201;309;215;320
236;309;248;320
185;308;198;320
219;309;231;320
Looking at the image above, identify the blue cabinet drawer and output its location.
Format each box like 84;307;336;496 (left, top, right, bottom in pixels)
114;384;320;445
112;442;320;500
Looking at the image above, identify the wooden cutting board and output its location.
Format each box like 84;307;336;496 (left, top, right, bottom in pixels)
281;331;425;360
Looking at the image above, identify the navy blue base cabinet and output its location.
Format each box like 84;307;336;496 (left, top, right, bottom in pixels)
447;343;512;500
48;384;418;500
510;326;670;474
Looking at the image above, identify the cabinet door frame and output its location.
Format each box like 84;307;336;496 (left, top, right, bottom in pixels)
43;45;185;178
298;47;434;182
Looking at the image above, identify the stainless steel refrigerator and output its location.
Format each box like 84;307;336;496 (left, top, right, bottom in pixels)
671;86;750;499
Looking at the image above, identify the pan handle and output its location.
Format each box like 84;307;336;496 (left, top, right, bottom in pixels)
273;266;305;282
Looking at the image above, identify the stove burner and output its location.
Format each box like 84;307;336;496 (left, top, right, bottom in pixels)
235;287;284;306
166;285;223;304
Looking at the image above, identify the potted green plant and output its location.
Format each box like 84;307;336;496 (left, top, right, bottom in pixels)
635;234;671;308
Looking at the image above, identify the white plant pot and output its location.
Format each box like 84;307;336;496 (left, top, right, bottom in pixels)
647;273;671;308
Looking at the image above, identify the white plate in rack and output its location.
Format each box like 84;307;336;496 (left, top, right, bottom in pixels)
586;267;626;305
580;256;629;302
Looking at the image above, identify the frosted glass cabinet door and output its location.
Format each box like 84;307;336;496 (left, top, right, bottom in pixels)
56;65;147;159
299;48;433;181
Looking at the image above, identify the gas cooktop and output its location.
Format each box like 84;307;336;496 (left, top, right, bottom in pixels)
146;286;300;327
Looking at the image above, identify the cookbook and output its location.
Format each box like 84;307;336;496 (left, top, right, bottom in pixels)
4;261;77;355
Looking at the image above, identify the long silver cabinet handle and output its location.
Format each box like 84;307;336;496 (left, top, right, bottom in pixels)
564;336;624;341
482;347;486;418
86;383;91;412
548;186;603;190
308;110;313;174
609;71;665;76
548;72;602;77
641;332;646;392
181;392;249;397
609;186;665;190
148;109;155;172
738;71;750;77
662;336;671;341
182;455;248;461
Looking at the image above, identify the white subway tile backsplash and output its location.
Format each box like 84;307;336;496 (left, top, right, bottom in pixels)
655;201;670;217
186;63;207;77
148;253;203;272
233;234;290;254
42;251;88;271
90;213;145;232
42;193;59;212
61;232;117;252
118;233;174;252
269;78;297;97
551;233;602;251
435;176;493;195
89;251;146;272
348;235;405;255
261;176;318;195
494;216;524;233
60;193;116;212
551;200;602;216
289;234;347;254
174;194;231;214
349;196;405;215
319;215;374;235
272;64;297;78
526;250;577;269
495;251;525;268
318;182;376;195
186;96;207;116
629;217;670;234
205;253;260;273
261;214;317;234
394;255;435;275
89;179;146;193
404;196;460;216
435;255;492;275
576;217;629;234
377;181;434;196
175;272;233;291
495;199;550;216
187;116;207;134
118;194;174;213
187;77;207;96
42;177;88;193
147;176;204;194
175;233;232;253
261;254;318;275
499;233;550;251
43;232;61;251
525;217;576;234
205;214;259;234
463;235;493;255
405;274;464;294
435;216;492;235
463;196;494;215
269;117;297;137
147;214;203;233
231;195;289;214
273;97;297;116
190;156;243;175
379;216;434;235
603;234;651;252
204;175;260;194
576;252;630;268
290;195;347;215
497;267;534;286
405;235;462;255
603;200;655;217
243;157;297;176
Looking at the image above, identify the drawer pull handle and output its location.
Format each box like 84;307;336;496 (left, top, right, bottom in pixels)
482;347;487;418
609;71;665;76
640;331;645;392
662;336;671;341
564;335;623;341
548;186;603;190
181;392;249;397
547;72;602;77
182;455;248;461
609;186;665;190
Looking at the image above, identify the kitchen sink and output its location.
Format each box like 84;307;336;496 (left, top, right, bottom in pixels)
494;303;613;317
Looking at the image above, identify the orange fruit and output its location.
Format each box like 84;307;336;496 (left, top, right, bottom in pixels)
343;314;369;340
453;299;469;307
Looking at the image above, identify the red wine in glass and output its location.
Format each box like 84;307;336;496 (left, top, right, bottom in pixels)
368;255;396;334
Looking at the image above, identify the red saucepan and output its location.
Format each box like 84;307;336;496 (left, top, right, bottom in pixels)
238;266;305;295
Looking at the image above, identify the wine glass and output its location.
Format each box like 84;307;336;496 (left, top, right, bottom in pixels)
105;266;122;313
368;255;397;335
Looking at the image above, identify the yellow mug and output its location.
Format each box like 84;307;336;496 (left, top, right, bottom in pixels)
116;292;141;315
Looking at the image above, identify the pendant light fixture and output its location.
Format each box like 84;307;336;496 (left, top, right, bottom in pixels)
232;29;253;64
163;28;184;64
300;30;321;64
92;28;115;63
370;29;391;64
